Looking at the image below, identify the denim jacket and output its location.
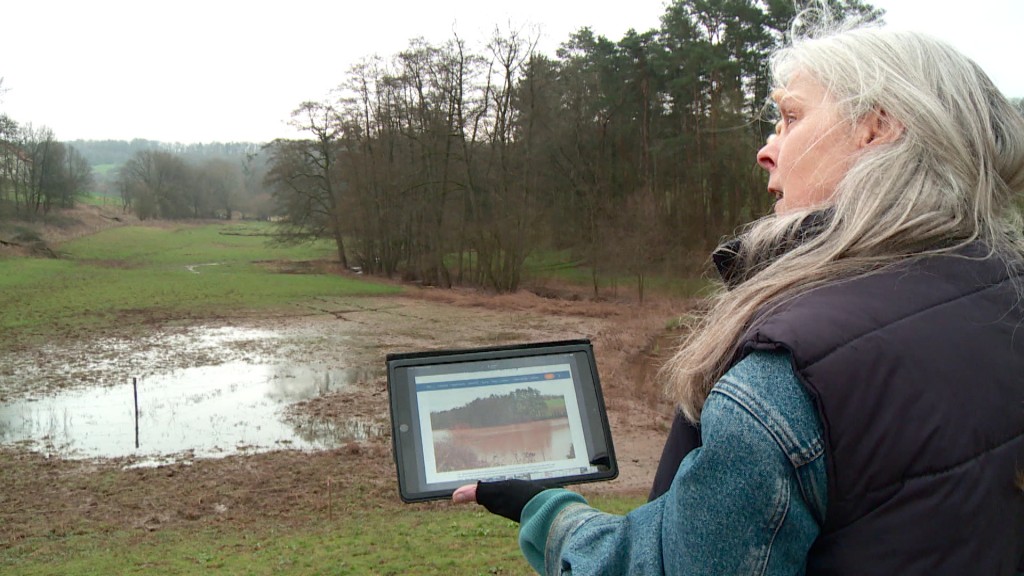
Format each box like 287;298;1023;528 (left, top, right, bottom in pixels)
518;350;828;575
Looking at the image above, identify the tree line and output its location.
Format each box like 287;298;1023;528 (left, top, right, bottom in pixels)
0;88;273;221
430;388;566;430
0;108;93;218
30;1;1015;298
115;149;273;220
264;0;881;295
70;139;263;167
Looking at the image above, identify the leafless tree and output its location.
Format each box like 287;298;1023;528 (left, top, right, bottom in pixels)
265;101;349;268
118;150;190;220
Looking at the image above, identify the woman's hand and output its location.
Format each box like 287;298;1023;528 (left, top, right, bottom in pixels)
451;479;546;523
452;483;477;504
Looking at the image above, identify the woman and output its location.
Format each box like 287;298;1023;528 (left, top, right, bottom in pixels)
454;20;1024;576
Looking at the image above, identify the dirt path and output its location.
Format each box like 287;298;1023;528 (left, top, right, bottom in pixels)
0;283;688;543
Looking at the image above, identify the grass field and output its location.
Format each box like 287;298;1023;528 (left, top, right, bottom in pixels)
77;193;121;207
3;219;702;348
0;222;401;344
1;219;662;574
91;163;120;176
451;248;713;301
0;492;643;576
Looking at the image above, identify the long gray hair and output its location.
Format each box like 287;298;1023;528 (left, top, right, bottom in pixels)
663;23;1024;423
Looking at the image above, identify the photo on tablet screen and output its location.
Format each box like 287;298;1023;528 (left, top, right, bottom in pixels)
430;387;572;471
415;363;592;484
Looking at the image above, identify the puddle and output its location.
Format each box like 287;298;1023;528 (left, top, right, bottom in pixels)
185;262;221;274
0;361;384;462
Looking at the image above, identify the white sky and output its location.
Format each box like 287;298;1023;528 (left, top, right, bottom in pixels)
0;0;1019;144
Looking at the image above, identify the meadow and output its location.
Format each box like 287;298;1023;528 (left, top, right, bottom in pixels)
0;219;661;575
0;222;401;345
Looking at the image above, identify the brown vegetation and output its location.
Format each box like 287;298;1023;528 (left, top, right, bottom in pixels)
0;218;693;544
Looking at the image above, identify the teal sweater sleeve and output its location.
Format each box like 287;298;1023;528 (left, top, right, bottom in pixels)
518;489;588;573
516;350;827;576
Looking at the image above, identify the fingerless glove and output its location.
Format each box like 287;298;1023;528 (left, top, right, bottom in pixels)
476;479;546;523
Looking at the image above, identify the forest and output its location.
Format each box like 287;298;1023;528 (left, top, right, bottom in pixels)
430;388;568;430
14;0;1022;295
262;0;882;293
0;120;92;217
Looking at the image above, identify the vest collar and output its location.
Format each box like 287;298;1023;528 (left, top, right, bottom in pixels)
712;209;833;289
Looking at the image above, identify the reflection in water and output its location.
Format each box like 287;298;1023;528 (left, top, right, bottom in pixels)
288;413;388;445
433;419;573;472
0;361;383;460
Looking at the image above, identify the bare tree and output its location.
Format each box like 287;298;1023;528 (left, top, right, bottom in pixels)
469;26;539;292
118;150;190;219
195;158;242;219
265;101;349;268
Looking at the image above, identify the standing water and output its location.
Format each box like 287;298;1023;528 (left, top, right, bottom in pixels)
0;361;384;462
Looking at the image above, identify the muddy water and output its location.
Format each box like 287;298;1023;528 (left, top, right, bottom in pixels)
0;295;623;464
0;322;389;463
0;362;380;461
433;419;574;471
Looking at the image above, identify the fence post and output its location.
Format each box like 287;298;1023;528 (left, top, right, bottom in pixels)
133;377;139;449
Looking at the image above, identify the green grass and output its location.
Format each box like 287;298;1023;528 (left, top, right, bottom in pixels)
0;222;654;574
91;163;120;176
62;223;322;264
443;248;713;299
0;495;644;575
77;193;121;207
521;249;715;299
0;222;401;341
545;397;565;410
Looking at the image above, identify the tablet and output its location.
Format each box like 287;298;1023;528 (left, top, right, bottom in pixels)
387;339;617;502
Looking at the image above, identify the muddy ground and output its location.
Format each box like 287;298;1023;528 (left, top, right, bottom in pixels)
0;214;694;547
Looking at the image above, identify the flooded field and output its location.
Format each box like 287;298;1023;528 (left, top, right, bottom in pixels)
0;288;681;558
0;292;666;469
0;360;384;462
434;419;574;471
0;210;688;575
0;307;393;464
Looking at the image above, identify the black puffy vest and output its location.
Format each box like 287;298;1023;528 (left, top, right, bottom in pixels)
737;246;1024;575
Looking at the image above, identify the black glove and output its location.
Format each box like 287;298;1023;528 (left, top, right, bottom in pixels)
476;479;546;523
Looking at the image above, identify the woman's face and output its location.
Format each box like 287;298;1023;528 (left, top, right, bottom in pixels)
757;74;864;214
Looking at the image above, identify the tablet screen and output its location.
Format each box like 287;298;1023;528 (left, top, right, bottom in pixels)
387;340;617;502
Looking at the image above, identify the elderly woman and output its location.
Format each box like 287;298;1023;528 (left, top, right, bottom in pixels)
454;19;1024;576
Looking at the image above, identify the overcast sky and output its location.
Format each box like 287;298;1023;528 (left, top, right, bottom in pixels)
0;0;1019;144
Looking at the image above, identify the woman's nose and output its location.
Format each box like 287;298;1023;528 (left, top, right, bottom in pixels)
757;134;777;171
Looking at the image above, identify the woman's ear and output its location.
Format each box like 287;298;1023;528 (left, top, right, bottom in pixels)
858;108;904;147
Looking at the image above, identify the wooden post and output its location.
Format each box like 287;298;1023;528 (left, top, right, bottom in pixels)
133;377;139;449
